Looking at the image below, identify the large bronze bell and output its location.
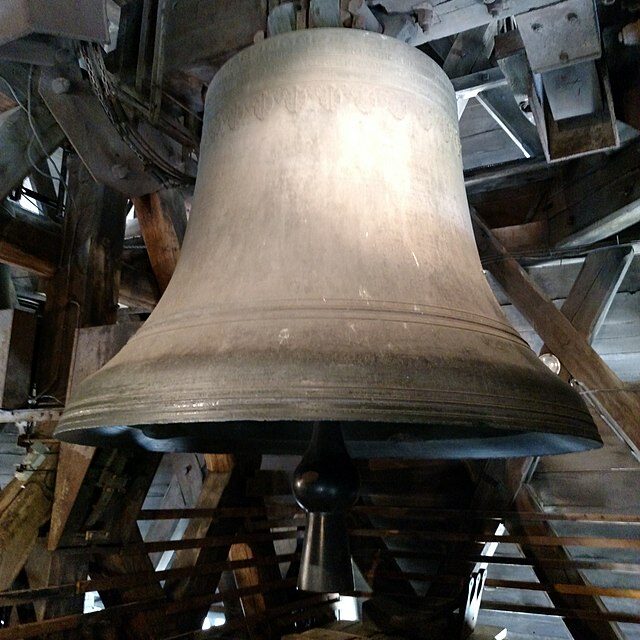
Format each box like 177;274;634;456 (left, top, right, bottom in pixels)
56;28;600;594
56;29;599;459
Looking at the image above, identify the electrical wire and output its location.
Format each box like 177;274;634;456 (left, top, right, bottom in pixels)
0;70;72;214
79;42;196;187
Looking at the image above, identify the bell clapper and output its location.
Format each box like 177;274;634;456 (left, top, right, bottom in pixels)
292;422;360;593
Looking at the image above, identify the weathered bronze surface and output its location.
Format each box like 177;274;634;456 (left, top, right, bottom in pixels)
56;29;600;458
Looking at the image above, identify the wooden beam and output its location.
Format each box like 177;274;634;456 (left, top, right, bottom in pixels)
164;455;262;634
540;246;635;358
467;141;640;252
0;201;158;311
164;454;237;591
229;543;268;621
488;220;550;258
557;197;640;249
473;209;640;453
132;189;186;293
0;200;61;277
145;453;205;568
545;140;640;248
23;540;85;622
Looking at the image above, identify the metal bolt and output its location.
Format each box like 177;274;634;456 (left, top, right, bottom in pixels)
559;51;569;63
566;12;578;22
54;48;75;64
531;22;543;32
51;77;71;95
111;164;128;180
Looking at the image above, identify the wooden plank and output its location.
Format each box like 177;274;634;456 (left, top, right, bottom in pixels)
363;550;640;573
503;243;632;640
348;569;640;599
475;207;637;638
23;539;85;622
473;209;640;454
75;526;640;558
443;22;495;119
138;504;640;524
0;581;307;640
76;449;165;640
532;469;640;512
0;553;299;607
480;601;640;624
0;446;58;591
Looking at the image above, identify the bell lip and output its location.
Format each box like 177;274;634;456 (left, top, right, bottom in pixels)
54;419;602;459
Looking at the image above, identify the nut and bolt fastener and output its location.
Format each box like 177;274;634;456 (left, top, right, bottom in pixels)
51;77;71;94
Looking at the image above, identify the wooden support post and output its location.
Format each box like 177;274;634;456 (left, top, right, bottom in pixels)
163;454;263;634
472;209;640;453
132;189;186;293
36;155;128;403
43;327;163;640
229;543;268;619
145;453;205;568
48;324;142;550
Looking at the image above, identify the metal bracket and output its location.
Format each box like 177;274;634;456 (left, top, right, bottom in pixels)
517;0;601;73
460;568;488;639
